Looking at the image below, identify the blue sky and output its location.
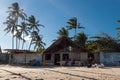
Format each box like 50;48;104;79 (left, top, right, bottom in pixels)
0;0;120;49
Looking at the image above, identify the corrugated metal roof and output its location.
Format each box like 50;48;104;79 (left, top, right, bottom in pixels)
4;49;40;54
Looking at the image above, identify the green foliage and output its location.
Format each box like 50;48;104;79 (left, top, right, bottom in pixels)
86;41;98;52
90;33;120;52
75;32;87;48
27;15;44;32
36;46;45;53
57;27;69;38
4;2;26;49
66;17;84;40
116;27;120;40
27;15;45;50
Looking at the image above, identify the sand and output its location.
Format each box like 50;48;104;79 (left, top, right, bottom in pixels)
0;64;120;80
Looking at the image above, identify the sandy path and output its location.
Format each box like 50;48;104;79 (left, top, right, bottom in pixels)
0;65;120;80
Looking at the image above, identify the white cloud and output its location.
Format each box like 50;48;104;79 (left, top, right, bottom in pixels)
24;35;31;41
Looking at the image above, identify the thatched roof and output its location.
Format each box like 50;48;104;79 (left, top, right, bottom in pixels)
43;36;86;53
4;49;39;54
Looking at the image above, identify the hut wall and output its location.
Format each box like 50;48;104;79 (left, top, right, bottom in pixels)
0;53;9;63
80;52;87;64
44;52;88;66
70;52;80;61
93;53;100;64
100;52;120;66
12;53;42;64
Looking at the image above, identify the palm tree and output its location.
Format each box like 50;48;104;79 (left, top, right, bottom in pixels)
66;17;84;40
4;18;16;49
29;31;38;50
7;2;26;20
75;32;87;48
18;22;29;49
57;27;69;38
29;31;45;50
27;15;44;32
4;2;26;49
27;15;44;50
13;30;25;49
33;35;46;51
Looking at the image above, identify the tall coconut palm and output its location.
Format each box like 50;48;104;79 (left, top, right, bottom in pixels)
14;30;25;49
27;15;44;32
29;31;45;50
4;18;16;49
7;2;26;20
29;31;38;50
75;32;87;48
27;15;44;50
33;35;46;51
18;22;29;49
57;27;69;38
6;2;26;49
66;17;84;40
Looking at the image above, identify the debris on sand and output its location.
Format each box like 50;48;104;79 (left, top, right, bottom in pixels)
92;63;105;68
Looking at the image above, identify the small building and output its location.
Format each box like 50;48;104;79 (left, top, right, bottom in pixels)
4;49;42;65
100;51;120;66
43;36;87;66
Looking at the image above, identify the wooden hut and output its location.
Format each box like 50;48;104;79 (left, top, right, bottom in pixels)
43;36;87;66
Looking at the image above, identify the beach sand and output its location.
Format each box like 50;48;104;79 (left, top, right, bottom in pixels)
0;65;120;80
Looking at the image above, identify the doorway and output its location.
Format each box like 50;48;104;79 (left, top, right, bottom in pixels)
54;54;60;65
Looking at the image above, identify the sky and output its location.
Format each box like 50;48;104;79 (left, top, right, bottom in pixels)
0;0;120;50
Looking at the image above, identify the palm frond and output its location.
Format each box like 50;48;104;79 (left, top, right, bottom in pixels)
90;36;101;39
117;20;120;23
116;27;120;30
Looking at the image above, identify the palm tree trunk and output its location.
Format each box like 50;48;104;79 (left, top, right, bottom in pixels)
16;37;18;49
74;28;77;41
22;41;24;50
16;18;18;49
22;34;25;49
29;40;32;50
18;39;20;49
12;36;14;49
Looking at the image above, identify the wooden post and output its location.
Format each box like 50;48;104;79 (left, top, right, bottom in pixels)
60;53;62;66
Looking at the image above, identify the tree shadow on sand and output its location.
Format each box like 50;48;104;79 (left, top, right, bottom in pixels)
0;69;32;80
44;69;97;80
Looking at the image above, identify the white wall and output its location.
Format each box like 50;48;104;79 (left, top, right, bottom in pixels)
12;53;42;64
100;52;120;65
80;52;88;65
